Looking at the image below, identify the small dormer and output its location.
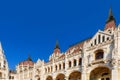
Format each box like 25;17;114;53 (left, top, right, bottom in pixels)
104;7;116;34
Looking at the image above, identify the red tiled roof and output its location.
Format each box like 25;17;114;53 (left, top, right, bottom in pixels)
104;21;116;30
66;39;91;54
19;60;34;66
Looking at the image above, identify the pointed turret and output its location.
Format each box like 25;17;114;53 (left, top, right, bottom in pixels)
53;40;60;54
104;7;116;31
54;40;60;49
106;7;115;23
27;55;32;61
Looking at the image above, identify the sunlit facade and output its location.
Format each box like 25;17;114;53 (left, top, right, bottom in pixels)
1;8;120;80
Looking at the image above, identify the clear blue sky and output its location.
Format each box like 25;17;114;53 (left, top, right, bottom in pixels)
0;0;120;70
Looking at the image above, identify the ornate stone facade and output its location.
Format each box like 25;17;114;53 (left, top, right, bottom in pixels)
1;8;120;80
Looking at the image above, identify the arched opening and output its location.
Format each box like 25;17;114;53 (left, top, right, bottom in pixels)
74;59;77;66
56;73;65;80
46;76;53;80
69;61;71;68
98;35;101;43
55;65;57;71
59;64;61;70
63;62;65;69
69;71;81;80
79;58;82;66
95;50;104;60
90;67;111;80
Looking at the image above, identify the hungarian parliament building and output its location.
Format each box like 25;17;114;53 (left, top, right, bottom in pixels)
0;8;120;80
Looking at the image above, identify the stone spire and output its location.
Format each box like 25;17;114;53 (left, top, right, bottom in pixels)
53;40;60;54
106;7;115;23
54;40;60;49
27;55;32;61
104;7;116;31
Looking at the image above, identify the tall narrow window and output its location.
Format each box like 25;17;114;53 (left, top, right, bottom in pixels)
69;61;71;68
63;62;65;69
79;58;82;65
74;59;77;66
59;64;61;70
55;65;57;71
98;35;101;43
107;37;109;40
94;39;96;45
102;36;105;42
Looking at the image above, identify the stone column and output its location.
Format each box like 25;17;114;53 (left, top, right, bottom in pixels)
86;73;90;80
65;75;69;80
111;67;119;80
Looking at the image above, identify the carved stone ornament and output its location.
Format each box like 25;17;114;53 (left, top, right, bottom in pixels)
111;58;117;67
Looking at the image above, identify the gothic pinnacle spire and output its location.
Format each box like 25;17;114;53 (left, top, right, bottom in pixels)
106;7;115;23
54;40;60;49
27;54;32;61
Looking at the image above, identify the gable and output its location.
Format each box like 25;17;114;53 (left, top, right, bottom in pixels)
87;30;113;48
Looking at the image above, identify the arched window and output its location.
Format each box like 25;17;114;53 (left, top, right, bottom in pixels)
74;59;77;66
69;61;71;68
95;50;104;60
